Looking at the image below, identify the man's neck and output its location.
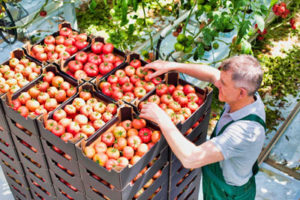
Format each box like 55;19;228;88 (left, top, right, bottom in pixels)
228;96;255;113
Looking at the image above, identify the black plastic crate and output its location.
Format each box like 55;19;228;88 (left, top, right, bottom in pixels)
61;36;126;82
23;164;53;189
0;129;24;174
76;106;168;190
92;53;164;104
11;132;48;168
0;129;14;151
0;103;9;131
1;159;23;180
0;49;43;131
25;158;56;199
3;170;30;196
24;22;91;64
50;170;86;200
0;151;23;176
137;72;213;134
0;144;24;177
136;178;168;200
8;117;44;152
1;64;79;136
83;147;169;200
27;173;57;200
16;144;53;185
170;108;210;162
8;181;32;200
169;168;201;200
170;171;201;200
37;82;118;176
41;138;85;192
131;159;169;200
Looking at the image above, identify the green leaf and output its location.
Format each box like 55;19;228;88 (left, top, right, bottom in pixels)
133;0;138;11
121;0;129;26
270;0;279;7
241;39;252;54
103;0;107;5
89;0;97;12
260;4;268;16
237;20;251;44
128;24;135;36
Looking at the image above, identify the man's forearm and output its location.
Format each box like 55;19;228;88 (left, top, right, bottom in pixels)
157;115;197;168
169;62;220;85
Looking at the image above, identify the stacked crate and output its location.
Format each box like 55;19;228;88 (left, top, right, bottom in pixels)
136;70;213;200
76;106;170;200
1;64;80;199
0;49;45;200
37;82;120;200
0;39;213;200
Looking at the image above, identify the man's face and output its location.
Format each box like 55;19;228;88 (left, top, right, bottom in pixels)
214;70;241;104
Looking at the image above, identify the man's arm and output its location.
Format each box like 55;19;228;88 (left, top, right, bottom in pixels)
140;103;224;168
144;61;221;86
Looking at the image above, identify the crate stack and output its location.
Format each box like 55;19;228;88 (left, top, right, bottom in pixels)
1;65;75;200
0;49;45;200
135;69;212;200
0;22;213;200
76;106;170;200
37;82;121;200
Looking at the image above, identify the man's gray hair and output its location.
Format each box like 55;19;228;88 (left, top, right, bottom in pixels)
220;55;263;96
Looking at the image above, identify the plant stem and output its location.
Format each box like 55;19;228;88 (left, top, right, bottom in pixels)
215;38;230;45
183;2;196;34
142;2;154;51
165;50;175;61
154;0;164;10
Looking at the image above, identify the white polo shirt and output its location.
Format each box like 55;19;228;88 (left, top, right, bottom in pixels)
210;94;266;186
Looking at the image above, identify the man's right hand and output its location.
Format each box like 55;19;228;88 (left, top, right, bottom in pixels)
144;60;176;79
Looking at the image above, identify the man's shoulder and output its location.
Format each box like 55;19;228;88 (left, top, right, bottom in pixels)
252;93;266;121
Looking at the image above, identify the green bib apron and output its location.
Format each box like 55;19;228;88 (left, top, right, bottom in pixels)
202;113;266;200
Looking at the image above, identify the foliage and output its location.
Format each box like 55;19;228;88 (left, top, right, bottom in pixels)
257;48;300;132
76;2;113;32
76;0;300;134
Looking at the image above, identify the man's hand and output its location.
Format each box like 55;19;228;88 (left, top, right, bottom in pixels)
139;103;224;169
139;102;170;125
144;60;177;79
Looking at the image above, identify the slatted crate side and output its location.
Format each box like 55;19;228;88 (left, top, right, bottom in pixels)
50;169;86;200
169;168;202;200
171;172;201;200
83;147;169;200
27;174;57;200
42;138;84;192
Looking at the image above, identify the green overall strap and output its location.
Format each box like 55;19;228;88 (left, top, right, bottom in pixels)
203;113;266;200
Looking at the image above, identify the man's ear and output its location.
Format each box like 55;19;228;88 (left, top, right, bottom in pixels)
240;88;248;98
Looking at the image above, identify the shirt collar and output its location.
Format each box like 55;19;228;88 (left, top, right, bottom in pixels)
224;95;259;121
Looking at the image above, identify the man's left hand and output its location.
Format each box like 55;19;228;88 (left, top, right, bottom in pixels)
139;103;169;125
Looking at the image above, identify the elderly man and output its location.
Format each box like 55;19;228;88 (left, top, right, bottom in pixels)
139;55;266;200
